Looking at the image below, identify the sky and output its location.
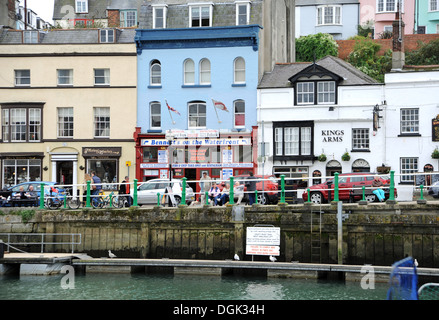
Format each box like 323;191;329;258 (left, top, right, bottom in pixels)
20;0;55;24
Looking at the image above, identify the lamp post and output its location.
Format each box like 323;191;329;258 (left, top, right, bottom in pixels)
165;131;174;182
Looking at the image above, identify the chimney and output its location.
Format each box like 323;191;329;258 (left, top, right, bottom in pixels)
391;1;405;71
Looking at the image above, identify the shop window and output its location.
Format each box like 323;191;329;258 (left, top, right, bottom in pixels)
2;159;41;188
143;147;158;162
87;159;118;190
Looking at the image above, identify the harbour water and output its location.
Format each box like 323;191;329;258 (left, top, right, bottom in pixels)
0;273;388;300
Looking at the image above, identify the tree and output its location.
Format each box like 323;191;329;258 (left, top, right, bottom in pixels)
346;38;392;83
405;39;439;66
295;33;338;62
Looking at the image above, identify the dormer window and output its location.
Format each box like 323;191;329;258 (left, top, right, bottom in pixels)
75;0;88;13
100;29;115;43
23;31;38;43
189;3;213;27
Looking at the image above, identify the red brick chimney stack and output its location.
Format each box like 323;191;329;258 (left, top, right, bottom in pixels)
391;0;405;71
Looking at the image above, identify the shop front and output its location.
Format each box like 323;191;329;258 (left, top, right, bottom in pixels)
1;153;44;189
135;129;255;194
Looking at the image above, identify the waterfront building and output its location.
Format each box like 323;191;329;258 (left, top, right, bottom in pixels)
414;0;439;34
359;0;415;39
257;55;383;194
0;28;137;194
295;0;360;40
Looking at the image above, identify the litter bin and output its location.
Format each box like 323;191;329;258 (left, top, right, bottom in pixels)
0;240;4;258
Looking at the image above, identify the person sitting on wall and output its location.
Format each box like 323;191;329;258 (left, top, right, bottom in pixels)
234;182;244;205
208;182;221;206
219;183;230;206
372;175;385;202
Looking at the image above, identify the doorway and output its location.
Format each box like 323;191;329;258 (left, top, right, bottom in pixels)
57;161;73;186
185;169;197;194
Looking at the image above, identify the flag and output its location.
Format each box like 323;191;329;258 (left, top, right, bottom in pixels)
166;100;180;116
212;99;229;112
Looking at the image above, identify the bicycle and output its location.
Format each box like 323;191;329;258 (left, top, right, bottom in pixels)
91;191;120;209
46;187;80;210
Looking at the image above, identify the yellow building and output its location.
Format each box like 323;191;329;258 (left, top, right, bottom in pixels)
0;28;137;196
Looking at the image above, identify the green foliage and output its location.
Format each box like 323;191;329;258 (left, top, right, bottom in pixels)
295;33;339;62
346;38;392;82
405;39;439;66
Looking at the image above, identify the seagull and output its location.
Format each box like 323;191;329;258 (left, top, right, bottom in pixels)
108;250;116;258
414;259;418;267
234;254;240;261
269;255;277;262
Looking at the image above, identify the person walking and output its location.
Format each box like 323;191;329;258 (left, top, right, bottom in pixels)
90;171;102;207
372;175;385;202
199;172;211;204
246;172;257;205
119;176;131;207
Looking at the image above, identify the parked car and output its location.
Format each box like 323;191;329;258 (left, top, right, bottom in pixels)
302;173;397;204
428;180;439;198
0;181;62;199
233;174;279;205
130;179;195;206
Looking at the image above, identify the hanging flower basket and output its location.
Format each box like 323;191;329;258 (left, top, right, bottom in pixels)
341;152;351;161
432;148;439;159
318;154;327;162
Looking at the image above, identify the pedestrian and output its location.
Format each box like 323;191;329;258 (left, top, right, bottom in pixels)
119;176;131;207
234;181;244;205
199;172;211;204
90;171;102;196
208;182;221;205
219;183;230;205
246;172;257;205
372;175;385;202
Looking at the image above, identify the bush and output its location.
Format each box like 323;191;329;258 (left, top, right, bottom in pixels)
296;33;338;62
405;39;439;66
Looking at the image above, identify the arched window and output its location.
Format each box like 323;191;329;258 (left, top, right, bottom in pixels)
188;101;206;128
184;59;195;85
199;58;211;85
234;57;245;84
150;60;161;86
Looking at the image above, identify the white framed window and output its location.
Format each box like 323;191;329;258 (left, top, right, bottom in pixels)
297;82;314;105
94;69;110;86
57;107;74;138
377;0;403;13
75;0;88;13
401;157;418;183
100;29;115;43
188;102;206;128
275;128;283;156
184;59;195;85
274;122;313;158
153;5;167;28
189;4;213;27
94;107;110;138
317;81;336;104
1;106;41;142
431;0;439;11
234;100;245;128
352;128;370;150
120;10;137;27
57;69;73;86
15;70;30;86
236;1;250;25
23;31;38;43
233;57;245;84
199;58;211;85
150;102;161;129
150;60;161;86
400;108;419;134
317;6;341;25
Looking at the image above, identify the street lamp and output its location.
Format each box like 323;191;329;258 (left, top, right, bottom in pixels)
165;131;175;182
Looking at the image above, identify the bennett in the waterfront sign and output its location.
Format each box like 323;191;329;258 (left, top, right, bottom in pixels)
141;138;251;146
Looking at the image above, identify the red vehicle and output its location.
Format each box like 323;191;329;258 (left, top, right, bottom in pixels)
302;172;397;204
233;174;279;205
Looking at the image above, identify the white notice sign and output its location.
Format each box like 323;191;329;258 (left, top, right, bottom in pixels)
246;227;280;256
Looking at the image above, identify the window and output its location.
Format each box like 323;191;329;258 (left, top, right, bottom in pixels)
188;102;206;128
184;59;195;85
377;0;403;13
1;106;41;142
120;10;137;27
199;58;211;85
57;107;74;138
2;159;41;188
23;31;38;43
100;29;114;43
75;0;88;13
153;6;167;28
87;159;117;190
189;5;212;27
317;81;336;104
431;0;439;11
57;69;73;86
236;2;250;25
401;157;418;183
150;60;161;86
234;57;245;84
15;70;30;86
400;108;419;134
297;82;314;104
94;69;110;86
317;6;341;25
274;122;313;159
352;128;369;150
150;102;161;129
94;107;110;138
234;100;245;128
143;147;158;163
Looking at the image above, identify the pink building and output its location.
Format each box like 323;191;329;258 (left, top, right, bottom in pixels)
360;0;414;38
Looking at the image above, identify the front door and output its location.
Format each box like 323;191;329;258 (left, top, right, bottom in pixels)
57;161;73;186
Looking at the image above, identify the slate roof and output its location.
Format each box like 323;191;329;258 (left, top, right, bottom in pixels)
295;0;359;5
258;55;379;88
0;28;135;44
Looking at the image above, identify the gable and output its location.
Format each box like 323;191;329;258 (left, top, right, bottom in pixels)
288;63;343;83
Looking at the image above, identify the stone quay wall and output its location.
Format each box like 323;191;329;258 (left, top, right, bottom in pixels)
1;202;439;267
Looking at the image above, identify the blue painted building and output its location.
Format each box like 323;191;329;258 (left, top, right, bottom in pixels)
134;25;261;188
